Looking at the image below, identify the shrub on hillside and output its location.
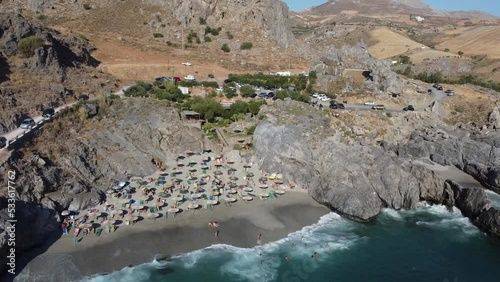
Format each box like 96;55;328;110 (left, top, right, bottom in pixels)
17;36;44;57
153;33;164;38
240;85;255;98
240;42;253;50
199;17;207;25
221;43;230;53
83;3;91;10
226;32;234;40
204;36;212;42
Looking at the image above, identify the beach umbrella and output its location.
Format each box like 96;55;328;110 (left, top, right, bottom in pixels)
276;174;283;179
246;172;254;177
61;210;71;216
229;176;238;181
189;168;197;172
186;151;195;155
215;163;222;167
159;192;168;198
188;203;200;210
168;208;180;214
177;163;185;167
230;167;237;171
227;160;235;164
124;215;139;222
274;180;284;184
201;165;209;170
229;183;238;188
79;223;93;229
111;209;124;216
259;183;268;189
189;161;197;165
214;170;223;175
177;155;185;160
101;220;116;227
237;139;245;143
259;177;267;182
147;213;159;220
243;164;252;168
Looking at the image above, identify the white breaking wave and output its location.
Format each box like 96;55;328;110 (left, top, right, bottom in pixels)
485;190;500;208
85;204;483;282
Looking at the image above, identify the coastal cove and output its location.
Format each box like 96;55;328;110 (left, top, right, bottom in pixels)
86;205;500;282
17;192;329;281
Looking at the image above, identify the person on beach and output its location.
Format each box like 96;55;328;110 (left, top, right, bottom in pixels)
215;230;220;238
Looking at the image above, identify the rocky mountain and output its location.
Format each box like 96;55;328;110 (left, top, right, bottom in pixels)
307;0;497;19
0;12;118;133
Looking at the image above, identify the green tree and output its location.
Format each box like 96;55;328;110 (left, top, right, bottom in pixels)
223;84;237;98
221;43;230;52
248;100;265;115
204;36;212;42
308;71;317;79
17;36;45;57
458;51;464;56
199;17;207;25
240;85;255;98
230;101;249;114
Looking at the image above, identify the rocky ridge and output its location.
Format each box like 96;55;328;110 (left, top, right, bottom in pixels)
0;12;118;133
253;99;453;221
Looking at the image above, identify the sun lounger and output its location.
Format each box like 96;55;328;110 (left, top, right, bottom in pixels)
95;228;103;236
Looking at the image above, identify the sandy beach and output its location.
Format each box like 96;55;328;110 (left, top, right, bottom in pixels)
16;191;328;281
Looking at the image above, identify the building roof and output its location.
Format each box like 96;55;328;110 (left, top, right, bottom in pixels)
181;110;201;118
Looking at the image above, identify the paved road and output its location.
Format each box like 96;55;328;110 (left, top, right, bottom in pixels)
0;85;130;150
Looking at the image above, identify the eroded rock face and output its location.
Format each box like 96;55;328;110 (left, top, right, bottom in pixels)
395;130;500;192
312;42;403;95
253;99;449;222
149;0;295;49
489;102;500;129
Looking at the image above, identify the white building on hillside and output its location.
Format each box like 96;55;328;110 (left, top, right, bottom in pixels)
271;71;291;77
415;16;425;22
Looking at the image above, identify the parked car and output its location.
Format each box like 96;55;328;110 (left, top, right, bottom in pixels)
320;96;330;102
78;94;89;101
403;105;415;111
20;118;35;129
433;84;443;90
224;79;232;84
216;87;223;93
184;75;195;81
182;62;192;66
337;103;345;109
427;89;433;94
0;137;7;149
173;77;181;82
258;92;268;98
312;93;319;98
208;74;215;78
364;101;376;106
42;108;55;119
372;105;386;110
155;76;173;82
267;92;275;98
445;89;455;96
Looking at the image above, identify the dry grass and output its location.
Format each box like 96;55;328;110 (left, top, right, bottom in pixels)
441;84;497;125
437;26;500;59
368;27;425;59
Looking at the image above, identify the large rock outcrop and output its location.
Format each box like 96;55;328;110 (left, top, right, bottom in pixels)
448;181;500;243
394;129;500;192
150;0;295;49
253;99;450;222
312;42;403;95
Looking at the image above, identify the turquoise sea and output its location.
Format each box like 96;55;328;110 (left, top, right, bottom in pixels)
86;202;500;282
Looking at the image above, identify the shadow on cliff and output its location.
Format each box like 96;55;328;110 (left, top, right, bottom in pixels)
0;199;62;282
0;55;11;82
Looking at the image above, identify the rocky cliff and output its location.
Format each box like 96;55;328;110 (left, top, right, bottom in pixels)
312;42;403;95
0;98;210;275
393;129;500;193
150;0;295;49
0;12;118;133
253;99;452;222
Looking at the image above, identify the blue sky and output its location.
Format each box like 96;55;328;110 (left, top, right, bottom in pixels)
284;0;500;16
